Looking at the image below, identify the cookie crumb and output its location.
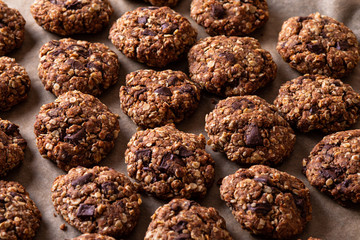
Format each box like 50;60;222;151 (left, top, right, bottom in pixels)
60;223;67;231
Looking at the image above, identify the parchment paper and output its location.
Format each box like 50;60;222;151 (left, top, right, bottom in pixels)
2;0;360;239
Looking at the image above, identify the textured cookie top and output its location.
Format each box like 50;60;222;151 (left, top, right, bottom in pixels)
277;12;360;78
190;0;268;36
145;198;233;240
0;180;42;240
303;129;360;204
274;74;360;133
34;90;120;171
52;166;141;237
38;38;119;97
205;95;295;166
109;6;197;67
71;233;115;240
125;124;215;199
120;69;201;128
188;36;276;96
31;0;113;36
220;165;312;239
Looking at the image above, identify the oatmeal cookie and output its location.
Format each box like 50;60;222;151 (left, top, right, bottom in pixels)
205;95;296;166
274;74;360;133
125;124;215;200
303;129;360;204
144;198;233;240
190;0;269;36
220;165;312;239
120;69;201;128
188;36;276;97
38;38;119;97
109;6;197;68
71;233;115;240
30;0;113;36
34;90;120;171
277;12;360;78
52;166;141;237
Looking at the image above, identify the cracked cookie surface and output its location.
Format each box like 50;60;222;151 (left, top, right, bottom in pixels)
71;233;115;240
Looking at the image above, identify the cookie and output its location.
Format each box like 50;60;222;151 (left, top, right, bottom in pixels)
274;74;360;133
0;180;41;239
0;1;25;56
277;12;360;78
120;69;201;128
52;166;141;237
190;0;269;36
144;0;179;7
0;119;27;177
38;38;119;97
30;0;113;36
125;124;215;199
205;95;296;166
71;233;115;240
109;6;197;68
220;165;312;239
188;36;276;97
0;57;31;111
303;129;360;204
34;90;120;171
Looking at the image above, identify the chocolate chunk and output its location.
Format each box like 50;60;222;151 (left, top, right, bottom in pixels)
323;144;336;152
76;204;95;219
178;146;194;157
179;85;195;95
134;88;147;99
293;195;306;218
297;16;310;22
138;16;148;24
340;179;351;192
5;123;18;135
174;233;191;240
245;124;263;147
9;192;22;198
309;105;318;114
86;62;102;71
171;221;188;233
336;41;350;51
142;29;156;36
135;149;152;161
253;176;269;183
231;99;254;110
161;23;178;33
71;173;93;187
155;87;172;96
307;43;325;54
65;1;83;10
49;40;60;47
219;52;236;64
105;133;114;141
159;152;185;173
64;128;86;143
71;60;84;70
167;76;178;86
248;202;272;215
67;44;89;58
101;182;118;195
320;168;337;179
51;49;65;56
0;217;6;223
211;4;225;19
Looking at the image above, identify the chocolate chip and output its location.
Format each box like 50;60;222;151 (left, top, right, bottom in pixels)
336;41;350;51
323;144;335;152
161;23;178;33
253;176;269;183
211;4;225;19
135;149;152;161
320;168;337;179
248;202;272;215
101;182;118;195
245;124;263;147
65;1;83;10
171;221;188;233
155;87;172;96
159;153;185;173
0;217;6;223
71;173;93;187
297;16;310;22
71;60;84;70
340;179;351;192
178;146;194;157
179;85;195;95
51;49;65;56
174;233;190;240
138;16;148;24
167;76;178;86
309;105;318;114
86;62;102;71
231;99;254;110
76;204;95;219
293;195;306;218
5;123;18;135
307;43;325;54
219;52;236;64
64;128;86;144
133;88;147;99
142;29;156;36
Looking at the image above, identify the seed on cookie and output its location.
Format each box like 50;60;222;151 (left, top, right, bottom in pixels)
220;165;312;239
188;36;276;97
34;90;120;171
277;12;360;78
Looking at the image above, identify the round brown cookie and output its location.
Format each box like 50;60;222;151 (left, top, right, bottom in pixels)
274;74;360;133
277;12;360;78
190;0;269;36
30;0;113;36
109;6;197;68
303;130;360;204
188;36;276;97
220;165;312;239
144;198;233;240
0;1;25;56
120;69;201;128
0;180;41;239
205;95;296;166
38;38;119;97
125;124;215;200
52;166;141;237
71;233;115;240
0;57;31;111
0;119;27;177
34;90;120;171
144;0;179;7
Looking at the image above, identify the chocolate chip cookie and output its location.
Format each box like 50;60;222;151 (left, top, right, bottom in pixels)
109;6;197;68
190;0;269;36
188;36;276;97
144;198;233;240
303;129;360;205
220;165;312;239
120;69;201;128
274;74;360;133
30;0;113;36
71;233;115;240
205;96;296;166
0;180;42;239
0;1;25;56
144;0;179;7
0;119;27;177
125;124;215;200
277;12;360;78
38;38;119;97
34;90;120;171
0;56;31;111
52;166;141;237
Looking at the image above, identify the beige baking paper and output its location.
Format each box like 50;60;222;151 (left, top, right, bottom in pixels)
2;0;360;239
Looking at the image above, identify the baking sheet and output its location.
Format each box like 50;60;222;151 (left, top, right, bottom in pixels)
2;0;360;239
